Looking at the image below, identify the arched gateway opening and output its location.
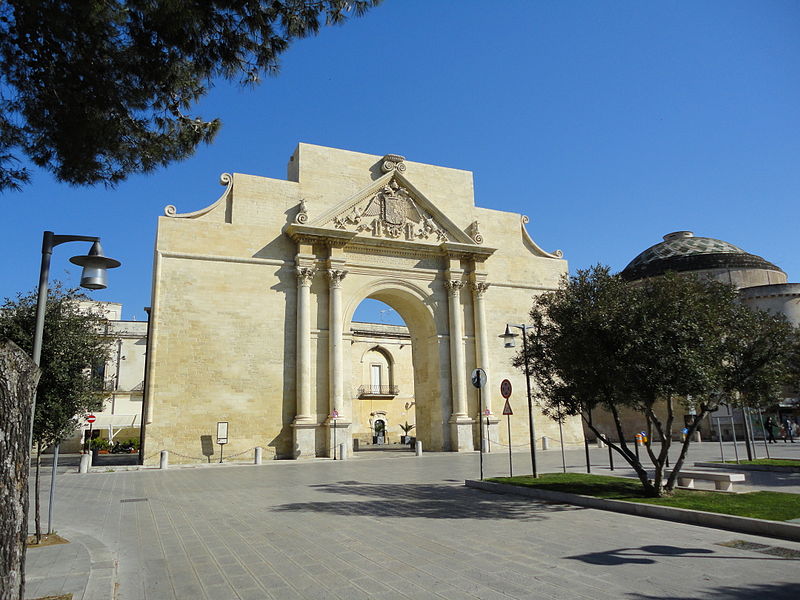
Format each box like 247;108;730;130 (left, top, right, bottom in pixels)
346;285;445;452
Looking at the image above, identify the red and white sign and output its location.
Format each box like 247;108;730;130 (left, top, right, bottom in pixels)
500;379;512;399
502;400;513;416
86;414;96;424
331;409;339;419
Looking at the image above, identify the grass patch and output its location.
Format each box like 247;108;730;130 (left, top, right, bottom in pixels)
719;459;800;467
488;473;800;522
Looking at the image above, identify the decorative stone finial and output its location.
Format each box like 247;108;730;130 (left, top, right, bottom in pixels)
466;220;483;244
381;154;406;174
295;199;308;224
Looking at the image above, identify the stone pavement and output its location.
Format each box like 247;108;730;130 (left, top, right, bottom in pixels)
26;442;800;600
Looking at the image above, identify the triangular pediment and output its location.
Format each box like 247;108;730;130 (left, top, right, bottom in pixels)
307;171;475;245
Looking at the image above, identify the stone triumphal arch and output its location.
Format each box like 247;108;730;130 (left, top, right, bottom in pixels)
142;144;582;463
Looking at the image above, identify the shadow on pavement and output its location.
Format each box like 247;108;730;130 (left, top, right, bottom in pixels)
629;582;799;600
272;481;583;520
568;543;796;568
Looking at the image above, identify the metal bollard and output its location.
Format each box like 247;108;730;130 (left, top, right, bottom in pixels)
415;441;423;456
254;447;262;465
542;436;550;450
79;453;90;474
338;443;347;461
160;450;169;470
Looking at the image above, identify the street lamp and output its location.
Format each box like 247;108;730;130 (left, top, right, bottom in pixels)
30;231;120;535
500;324;537;478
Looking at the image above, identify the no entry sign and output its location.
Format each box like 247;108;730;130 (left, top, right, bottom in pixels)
86;414;96;424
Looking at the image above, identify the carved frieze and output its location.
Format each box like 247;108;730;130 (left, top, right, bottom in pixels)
331;179;449;243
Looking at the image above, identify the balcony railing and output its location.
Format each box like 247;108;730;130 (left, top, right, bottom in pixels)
358;385;399;398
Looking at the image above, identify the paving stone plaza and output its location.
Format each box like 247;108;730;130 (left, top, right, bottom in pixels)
26;443;800;600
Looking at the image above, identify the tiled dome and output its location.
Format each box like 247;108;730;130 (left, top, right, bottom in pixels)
621;231;784;281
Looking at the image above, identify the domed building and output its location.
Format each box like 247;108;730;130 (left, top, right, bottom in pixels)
587;231;799;445
620;230;787;288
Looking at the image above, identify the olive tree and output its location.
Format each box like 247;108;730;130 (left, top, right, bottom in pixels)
0;284;110;542
520;266;797;497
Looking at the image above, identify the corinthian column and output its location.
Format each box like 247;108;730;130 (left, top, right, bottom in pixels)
446;280;467;416
327;269;347;415
471;281;491;414
295;267;315;420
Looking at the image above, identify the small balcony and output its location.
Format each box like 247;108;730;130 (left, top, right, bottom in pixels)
358;385;399;398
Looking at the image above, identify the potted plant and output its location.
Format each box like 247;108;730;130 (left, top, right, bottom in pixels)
399;421;416;444
90;438;110;454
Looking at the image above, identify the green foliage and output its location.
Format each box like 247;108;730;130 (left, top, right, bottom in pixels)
90;438;110;451
490;474;800;521
520;266;798;496
0;283;110;446
0;0;381;190
722;459;800;467
399;421;416;434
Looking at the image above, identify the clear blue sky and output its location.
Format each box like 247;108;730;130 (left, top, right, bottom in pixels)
2;1;798;323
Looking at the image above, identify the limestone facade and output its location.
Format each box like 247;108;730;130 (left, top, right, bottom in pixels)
143;144;582;463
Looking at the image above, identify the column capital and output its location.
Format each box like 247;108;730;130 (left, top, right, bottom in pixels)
445;280;466;295
326;269;347;288
296;266;316;286
470;281;490;297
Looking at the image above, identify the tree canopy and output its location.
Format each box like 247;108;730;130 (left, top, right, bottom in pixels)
0;284;110;446
520;266;798;496
0;0;381;191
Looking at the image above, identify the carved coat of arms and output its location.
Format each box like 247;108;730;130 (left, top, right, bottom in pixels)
331;179;449;242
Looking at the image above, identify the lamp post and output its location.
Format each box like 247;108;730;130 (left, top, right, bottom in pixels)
31;231;120;534
500;324;537;478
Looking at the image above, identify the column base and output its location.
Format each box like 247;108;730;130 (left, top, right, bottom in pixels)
449;416;475;452
325;419;352;459
292;419;317;460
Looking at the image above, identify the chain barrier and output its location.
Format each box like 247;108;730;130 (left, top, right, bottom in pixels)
142;447;260;464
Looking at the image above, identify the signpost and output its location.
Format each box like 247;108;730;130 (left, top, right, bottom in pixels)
85;414;96;453
501;380;513;476
331;409;339;460
216;421;228;463
471;368;486;480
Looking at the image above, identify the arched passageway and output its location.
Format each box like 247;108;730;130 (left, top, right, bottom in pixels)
346;284;449;451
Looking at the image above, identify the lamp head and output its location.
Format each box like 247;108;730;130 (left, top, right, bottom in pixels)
500;324;518;348
69;241;121;290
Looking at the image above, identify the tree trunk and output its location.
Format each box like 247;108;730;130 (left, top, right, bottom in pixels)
34;442;42;544
0;340;40;600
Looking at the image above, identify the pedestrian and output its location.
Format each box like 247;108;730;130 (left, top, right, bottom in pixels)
782;416;795;443
765;417;777;443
